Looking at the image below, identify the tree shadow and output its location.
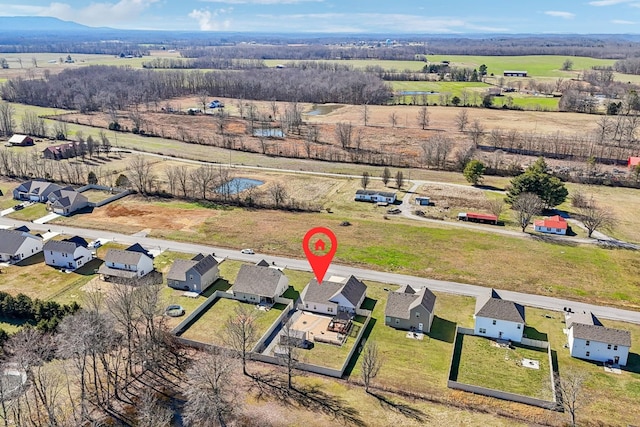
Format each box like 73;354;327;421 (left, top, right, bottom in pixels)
368;390;428;422
360;297;377;311
476;184;505;192
250;372;365;427
282;286;300;301
15;252;45;266
523;326;548;341
73;258;103;276
530;234;578;247
622;353;640;374
429;316;456;343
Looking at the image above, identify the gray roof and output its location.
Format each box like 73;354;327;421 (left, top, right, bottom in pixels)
48;188;87;209
256;259;270;267
103;248;148;265
565;311;603;329
572;323;631;347
476;290;525;323
43;239;84;254
15;180;61;197
232;264;285;298
0;229;42;254
355;189;396;198
166;254;218;282
385;285;436;320
301;275;367;308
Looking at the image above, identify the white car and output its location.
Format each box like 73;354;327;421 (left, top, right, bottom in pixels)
241;249;255;254
89;240;102;249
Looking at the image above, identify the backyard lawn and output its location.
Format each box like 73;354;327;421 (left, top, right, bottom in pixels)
297;316;366;370
454;334;553;401
180;298;286;345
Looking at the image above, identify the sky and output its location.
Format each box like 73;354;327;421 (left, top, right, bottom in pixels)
1;0;640;33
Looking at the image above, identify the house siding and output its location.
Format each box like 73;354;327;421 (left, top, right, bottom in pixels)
568;329;630;366
303;301;338;315
474;316;523;342
534;225;567;235
44;247;92;270
385;305;434;332
3;239;43;262
107;256;153;278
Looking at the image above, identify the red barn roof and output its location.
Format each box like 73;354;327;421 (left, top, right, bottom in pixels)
628;157;640;168
466;212;498;222
534;215;567;230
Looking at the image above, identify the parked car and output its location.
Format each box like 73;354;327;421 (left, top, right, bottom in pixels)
89;240;102;249
241;248;255;254
208;100;224;108
13;204;24;211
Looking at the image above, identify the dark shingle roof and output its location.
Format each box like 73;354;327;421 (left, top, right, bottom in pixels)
125;243;153;259
103;248;147;265
0;229;42;254
15;180;61;197
572;323;631;347
301;276;367;308
65;236;88;248
232;264;284;298
97;264;138;278
256;259;270;267
48;188;87;209
476;297;525;323
44;239;79;254
385;285;436;320
167;254;218;281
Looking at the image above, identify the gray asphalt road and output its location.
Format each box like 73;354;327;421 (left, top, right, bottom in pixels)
2;215;639;325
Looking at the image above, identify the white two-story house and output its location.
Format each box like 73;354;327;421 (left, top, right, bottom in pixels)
43;236;92;270
566;311;631;366
474;289;525;342
0;228;43;263
98;243;154;283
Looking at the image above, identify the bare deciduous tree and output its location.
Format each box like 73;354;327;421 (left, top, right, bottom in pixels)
362;103;369;126
335;122;353;149
277;319;300;390
269;182;288;208
0;102;15;137
468;119;485;147
223;305;258;376
395;170;405;189
136;392;174;427
556;370;587;427
183;348;240;427
486;199;504;220
578;198;615;238
455;109;469;132
360;341;383;393
381;167;391;187
389;111;398;128
417;106;429;130
128;155;156;195
361;171;371;189
512;192;544;232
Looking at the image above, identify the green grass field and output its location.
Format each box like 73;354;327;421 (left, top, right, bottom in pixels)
297;316;366;370
454;334;553;400
5;202;47;221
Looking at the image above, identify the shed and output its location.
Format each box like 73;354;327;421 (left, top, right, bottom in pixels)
628;157;640;168
8;134;34;146
457;212;498;225
416;197;430;206
503;70;528;77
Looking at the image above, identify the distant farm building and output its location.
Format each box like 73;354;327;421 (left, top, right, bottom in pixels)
503;70;528;77
628;157;640;168
8;134;34;146
43;142;82;160
457;212;498;225
534;215;568;235
355;190;397;204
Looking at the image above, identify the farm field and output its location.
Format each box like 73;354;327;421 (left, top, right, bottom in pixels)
454;334;554;401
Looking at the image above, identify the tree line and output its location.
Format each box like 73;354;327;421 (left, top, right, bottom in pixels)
0;292;80;339
0;65;392;110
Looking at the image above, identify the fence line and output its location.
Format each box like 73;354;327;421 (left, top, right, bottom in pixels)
521;337;550;349
252;300;295;353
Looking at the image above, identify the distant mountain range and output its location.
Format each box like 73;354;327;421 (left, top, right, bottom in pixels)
0;16;99;32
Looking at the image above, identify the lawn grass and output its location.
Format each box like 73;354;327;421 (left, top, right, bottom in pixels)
298;316;365;370
454;334;553;401
525;307;640;426
5;202;47;221
180;298;285;345
80;189;115;203
0;252;99;302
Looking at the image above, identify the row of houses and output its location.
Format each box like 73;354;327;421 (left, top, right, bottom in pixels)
13;180;88;216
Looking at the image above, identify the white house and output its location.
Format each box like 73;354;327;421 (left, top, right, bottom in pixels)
0;229;43;263
231;262;289;303
98;243;155;282
534;215;568;235
354;190;397;204
474;289;525;342
566;311;631;366
300;275;367;315
43;236;92;270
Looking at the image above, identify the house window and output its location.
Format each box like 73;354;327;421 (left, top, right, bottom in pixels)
479;328;486;334
608;344;612;350
517;324;521;329
415;312;420;318
492;320;497;325
395;319;399;324
586;351;590;357
305;304;308;309
614;345;618;351
586;340;590;346
328;307;333;313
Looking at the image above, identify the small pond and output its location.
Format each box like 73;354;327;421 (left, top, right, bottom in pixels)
398;90;439;95
304;104;344;116
253;128;285;138
216;178;264;195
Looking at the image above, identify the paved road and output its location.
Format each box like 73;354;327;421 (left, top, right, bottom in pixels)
2;215;639;325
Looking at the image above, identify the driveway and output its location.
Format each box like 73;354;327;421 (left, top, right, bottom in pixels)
33;212;61;224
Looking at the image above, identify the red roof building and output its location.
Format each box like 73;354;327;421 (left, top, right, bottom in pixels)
534;215;568;235
628;157;640;168
457;212;498;225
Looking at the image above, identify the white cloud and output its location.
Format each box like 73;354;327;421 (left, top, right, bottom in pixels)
0;1;161;27
589;0;632;5
611;19;636;23
544;10;575;19
189;8;232;31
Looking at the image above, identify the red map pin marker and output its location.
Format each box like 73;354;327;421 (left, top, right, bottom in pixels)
303;227;338;285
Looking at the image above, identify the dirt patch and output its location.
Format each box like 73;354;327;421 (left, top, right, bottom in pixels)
416;184;490;213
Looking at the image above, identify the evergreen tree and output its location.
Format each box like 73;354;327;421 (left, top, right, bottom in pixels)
506;158;568;208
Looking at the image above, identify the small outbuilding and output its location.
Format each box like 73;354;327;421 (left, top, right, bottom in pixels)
503;70;528;77
534;215;568;235
415;197;430;206
355;189;397;204
8;134;34;146
628;157;640;169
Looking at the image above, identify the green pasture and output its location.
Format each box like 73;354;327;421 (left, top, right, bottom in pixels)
263;59;427;72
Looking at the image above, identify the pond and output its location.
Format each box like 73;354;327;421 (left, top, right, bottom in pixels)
398;90;439;96
253;128;285;138
304;104;344;116
216;178;264;195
